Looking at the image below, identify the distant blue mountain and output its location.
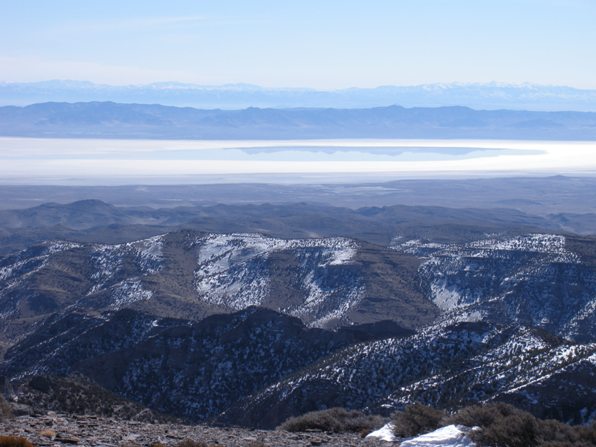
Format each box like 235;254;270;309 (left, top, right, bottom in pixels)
1;101;595;139
1;80;596;111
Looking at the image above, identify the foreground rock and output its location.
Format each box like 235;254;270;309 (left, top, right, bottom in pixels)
0;413;390;447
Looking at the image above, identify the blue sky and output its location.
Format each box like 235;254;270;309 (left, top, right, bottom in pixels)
1;0;594;88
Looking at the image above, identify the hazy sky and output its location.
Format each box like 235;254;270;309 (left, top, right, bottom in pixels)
1;0;595;88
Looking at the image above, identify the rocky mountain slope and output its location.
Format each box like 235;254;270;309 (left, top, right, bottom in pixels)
0;412;377;447
0;199;566;256
222;321;595;428
2;307;411;422
217;232;596;427
0;230;431;344
392;233;596;342
0;227;594;428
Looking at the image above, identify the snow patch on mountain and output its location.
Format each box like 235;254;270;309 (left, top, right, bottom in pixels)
194;233;357;268
465;234;580;263
392;233;579;262
430;280;463;311
0;258;42;284
128;235;164;274
562;299;596;340
109;278;153;310
391;233;594;340
292;274;365;327
193;233;362;324
366;422;396;442
88;235;165;294
400;425;476;447
89;245;124;292
0;241;83;296
46;241;84;254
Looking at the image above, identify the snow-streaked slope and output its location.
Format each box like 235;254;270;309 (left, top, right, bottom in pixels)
224;321;595;427
0;241;82;287
192;233;362;326
392;233;595;341
0;231;382;330
88;234;164;293
2;307;407;422
2;231;593;335
0;236;165;322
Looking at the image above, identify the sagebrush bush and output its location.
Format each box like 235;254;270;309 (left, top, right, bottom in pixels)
278;407;384;434
246;441;267;447
447;402;596;447
392;403;445;438
577;422;596;445
446;402;519;428
473;412;539;447
0;436;34;447
175;440;208;447
388;402;596;447
0;395;12;420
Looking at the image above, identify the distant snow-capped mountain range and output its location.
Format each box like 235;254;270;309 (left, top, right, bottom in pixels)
1;80;596;111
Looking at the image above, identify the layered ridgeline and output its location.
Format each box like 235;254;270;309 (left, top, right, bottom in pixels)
0;231;431;337
1;198;588;256
1;102;596;139
2;81;596;111
1;224;595;426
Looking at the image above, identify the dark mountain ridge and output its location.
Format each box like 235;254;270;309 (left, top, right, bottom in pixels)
0;229;435;348
222;320;595;428
3;81;596;111
2;102;596;139
3;305;593;428
1;306;412;422
0;199;574;256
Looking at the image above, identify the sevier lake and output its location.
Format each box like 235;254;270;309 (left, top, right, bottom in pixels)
0;137;595;184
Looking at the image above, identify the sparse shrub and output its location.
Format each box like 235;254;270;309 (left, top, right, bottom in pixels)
447;402;596;447
246;441;267;447
446;402;521;428
175;441;208;447
0;436;34;447
278;407;384;434
541;443;594;447
120;441;146;447
473;411;539;447
0;395;12;420
538;418;583;445
576;421;596;445
392;403;445;438
39;429;57;440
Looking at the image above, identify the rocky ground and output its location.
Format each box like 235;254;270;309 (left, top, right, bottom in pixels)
0;413;390;447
